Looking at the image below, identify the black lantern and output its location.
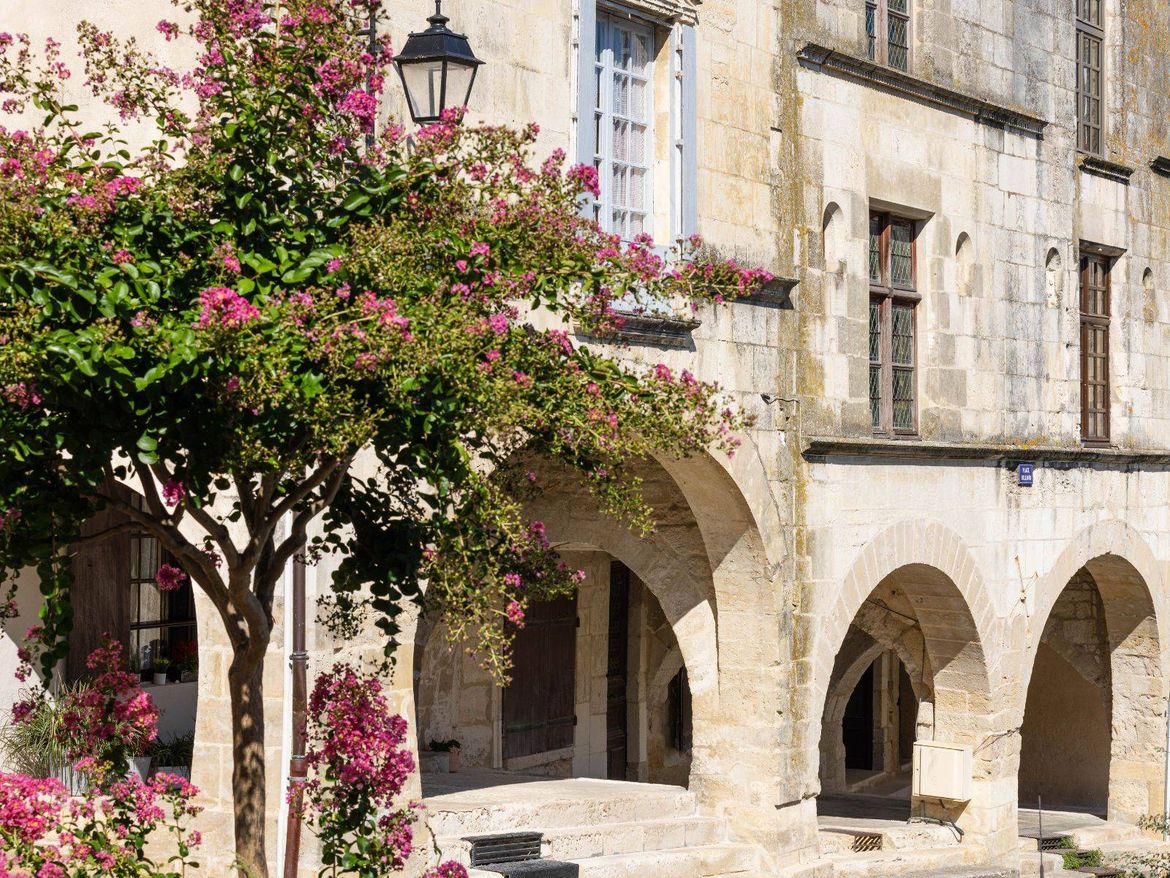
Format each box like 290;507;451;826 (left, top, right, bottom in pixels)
394;1;484;125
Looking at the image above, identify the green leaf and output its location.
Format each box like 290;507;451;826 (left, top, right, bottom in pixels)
136;434;158;453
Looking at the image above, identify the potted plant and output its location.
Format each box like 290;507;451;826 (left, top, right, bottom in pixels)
427;738;463;773
148;731;194;780
152;656;170;686
174;639;199;683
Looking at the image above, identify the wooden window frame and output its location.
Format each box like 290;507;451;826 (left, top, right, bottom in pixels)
869;212;920;437
1076;0;1103;155
593;11;656;241
866;0;912;72
1079;249;1111;446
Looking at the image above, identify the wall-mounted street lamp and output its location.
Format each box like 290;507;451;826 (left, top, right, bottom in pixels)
394;1;484;124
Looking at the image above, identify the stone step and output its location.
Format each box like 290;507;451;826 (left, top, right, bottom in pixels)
568;842;765;877
818;821;961;855
463;842;763;878
1019;848;1082;877
434;815;726;863
1065;823;1143;849
822;844;989;878
425;781;698;838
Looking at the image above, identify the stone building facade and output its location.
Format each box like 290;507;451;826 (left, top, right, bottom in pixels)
3;0;1170;876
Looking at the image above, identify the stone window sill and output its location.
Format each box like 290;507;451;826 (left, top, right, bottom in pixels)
796;43;1048;138
1078;153;1135;184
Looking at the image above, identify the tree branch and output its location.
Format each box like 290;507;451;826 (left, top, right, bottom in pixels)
254;456;351;607
65;521;139;551
242;456;341;569
93;489;231;610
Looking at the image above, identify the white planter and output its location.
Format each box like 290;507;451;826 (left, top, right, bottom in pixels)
153;673;168;686
127;756;152;783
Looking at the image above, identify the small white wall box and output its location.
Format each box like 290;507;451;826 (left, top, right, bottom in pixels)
912;741;973;802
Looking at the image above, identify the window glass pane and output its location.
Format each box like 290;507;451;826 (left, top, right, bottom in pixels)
866;2;877;60
888;0;908;13
869;216;882;283
870;366;882;429
892;303;914;365
890;221;913;286
869;301;881;362
887;13;909;70
892;369;914;430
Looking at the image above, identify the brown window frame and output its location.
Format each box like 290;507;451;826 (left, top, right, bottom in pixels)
866;0;911;72
869;212;920;437
1079;249;1111;446
1076;0;1103;155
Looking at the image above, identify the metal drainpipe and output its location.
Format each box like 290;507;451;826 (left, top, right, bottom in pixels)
282;557;309;878
1163;692;1170;843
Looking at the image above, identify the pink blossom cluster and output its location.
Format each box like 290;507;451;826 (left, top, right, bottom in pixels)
57;637;158;778
0;770;201;875
303;663;422;872
155;563;187;591
194;285;261;329
162;477;186;506
1;382;41;409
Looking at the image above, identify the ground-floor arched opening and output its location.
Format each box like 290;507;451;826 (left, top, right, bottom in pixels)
1019;556;1163;823
816;562;992;831
415;553;693;788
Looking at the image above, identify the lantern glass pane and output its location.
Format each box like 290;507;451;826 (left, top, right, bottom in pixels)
400;60;445;120
446;61;477;110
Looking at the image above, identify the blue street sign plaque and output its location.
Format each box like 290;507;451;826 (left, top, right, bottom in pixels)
1018;463;1034;487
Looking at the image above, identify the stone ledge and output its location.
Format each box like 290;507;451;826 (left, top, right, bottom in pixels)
796;43;1048;138
1078;154;1136;184
802;437;1170;468
1150;156;1170;177
574;313;701;348
742;275;799;308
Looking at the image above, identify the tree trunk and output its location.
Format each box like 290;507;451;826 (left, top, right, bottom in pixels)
230;649;270;878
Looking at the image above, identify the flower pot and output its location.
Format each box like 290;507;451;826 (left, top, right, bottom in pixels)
448;747;461;773
127;755;152;782
153;672;168;685
180;670;198;683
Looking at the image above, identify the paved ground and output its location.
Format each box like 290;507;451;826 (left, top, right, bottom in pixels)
1018;805;1109;838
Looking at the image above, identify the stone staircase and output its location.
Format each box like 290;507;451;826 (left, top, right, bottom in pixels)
423;777;767;878
814;817;996;878
1016;823;1160;878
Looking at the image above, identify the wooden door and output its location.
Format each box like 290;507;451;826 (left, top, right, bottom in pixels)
502;594;577;760
606;562;630;780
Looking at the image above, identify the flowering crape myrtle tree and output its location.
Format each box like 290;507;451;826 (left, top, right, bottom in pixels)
0;0;770;875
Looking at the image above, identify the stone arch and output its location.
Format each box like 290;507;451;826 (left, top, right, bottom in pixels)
1045;247;1063;307
1027;520;1165;670
807;520;1009;846
822;201;846;271
811;520;997;725
1022;521;1166;822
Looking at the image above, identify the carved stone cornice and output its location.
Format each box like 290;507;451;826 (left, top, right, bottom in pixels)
605;0;701;25
797;43;1048;138
1078;154;1135;184
803;437;1170;469
1150;156;1170;177
574;313;701;348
